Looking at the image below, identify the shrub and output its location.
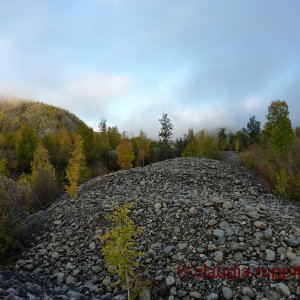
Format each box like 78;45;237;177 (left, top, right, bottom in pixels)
0;176;26;262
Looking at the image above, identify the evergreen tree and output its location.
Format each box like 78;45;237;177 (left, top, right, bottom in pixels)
65;134;88;198
242;115;261;147
158;113;173;160
98;117;108;133
246;116;261;144
30;141;57;209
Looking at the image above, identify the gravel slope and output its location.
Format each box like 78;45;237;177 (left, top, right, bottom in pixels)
1;157;300;300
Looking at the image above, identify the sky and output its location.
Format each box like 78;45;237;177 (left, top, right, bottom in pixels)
0;0;299;138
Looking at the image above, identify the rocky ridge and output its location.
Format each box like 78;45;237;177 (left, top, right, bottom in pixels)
1;157;300;300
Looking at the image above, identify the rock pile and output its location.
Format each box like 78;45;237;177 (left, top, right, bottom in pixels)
1;157;300;300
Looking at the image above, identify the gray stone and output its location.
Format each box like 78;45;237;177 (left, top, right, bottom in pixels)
89;242;96;250
290;257;300;267
66;291;87;299
206;293;219;300
287;238;300;247
154;203;162;209
275;282;290;297
102;276;111;287
177;243;187;250
246;211;261;219
225;228;235;237
208;219;218;227
286;251;296;261
263;227;272;239
189;291;202;299
265;249;276;261
219;221;229;229
233;252;243;261
213;229;225;238
264;291;281;300
163;245;175;255
189;207;197;214
214;251;224;263
222;287;233;299
51;252;59;259
66;276;75;285
242;287;254;298
166;276;175;286
254;221;268;230
222;201;233;209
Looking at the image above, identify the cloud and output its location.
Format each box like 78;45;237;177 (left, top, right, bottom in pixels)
0;0;300;138
40;71;136;121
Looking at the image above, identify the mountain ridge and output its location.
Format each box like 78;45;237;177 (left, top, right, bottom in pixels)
0;99;89;136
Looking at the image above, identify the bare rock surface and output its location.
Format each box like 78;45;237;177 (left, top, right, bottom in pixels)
1;157;300;299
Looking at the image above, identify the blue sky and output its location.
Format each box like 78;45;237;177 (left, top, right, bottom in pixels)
0;0;299;138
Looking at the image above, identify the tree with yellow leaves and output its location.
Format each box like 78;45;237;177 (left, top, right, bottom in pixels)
30;141;57;209
116;139;135;170
132;131;151;167
65;134;88;198
99;202;148;299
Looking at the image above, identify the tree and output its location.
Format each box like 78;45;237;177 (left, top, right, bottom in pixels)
182;130;218;158
246;116;261;144
262;100;294;162
65;134;88;198
234;139;240;152
107;126;122;150
235;130;248;151
116;139;135;170
159;113;173;144
77;124;95;165
242;116;261;147
98;117;107;133
158;113;173;160
132;131;151;167
99;203;146;299
30;141;57;209
58;126;73;165
217;128;228;151
227;132;235;151
15;124;38;173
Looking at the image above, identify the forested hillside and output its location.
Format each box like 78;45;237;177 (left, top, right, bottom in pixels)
0;99;86;135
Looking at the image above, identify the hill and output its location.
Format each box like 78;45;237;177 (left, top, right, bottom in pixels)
0;99;88;136
1;157;300;299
